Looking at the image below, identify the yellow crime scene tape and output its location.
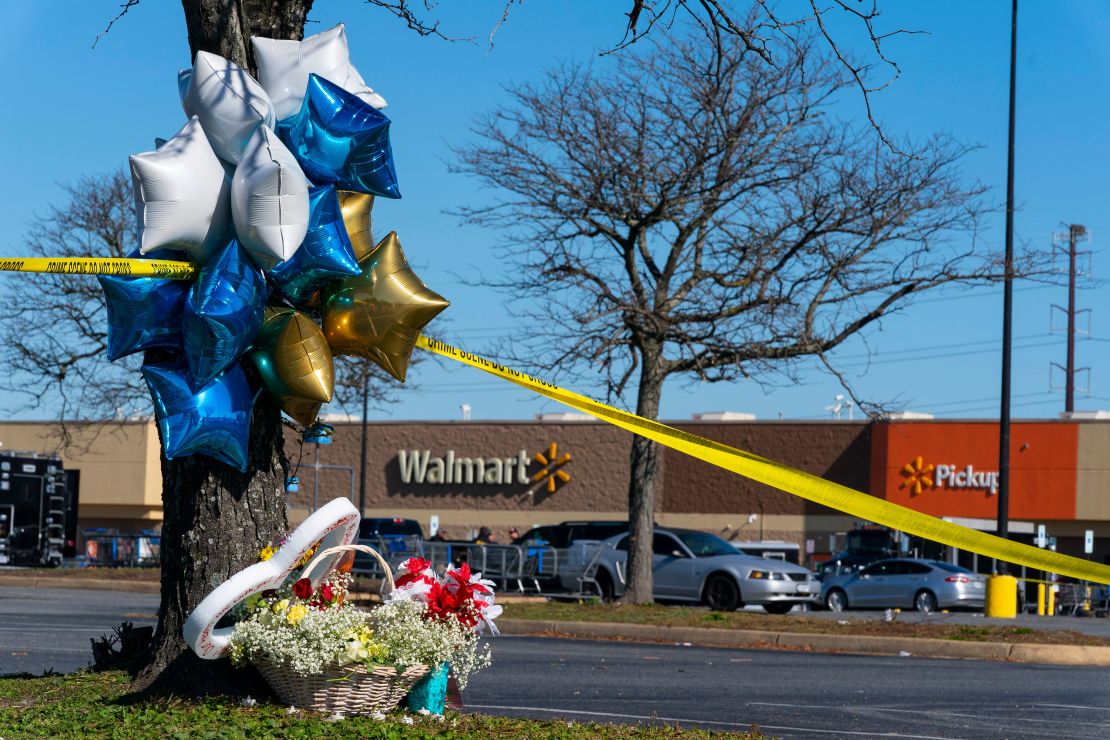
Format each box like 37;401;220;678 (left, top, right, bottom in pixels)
6;258;1107;584
415;335;1110;585
0;257;198;280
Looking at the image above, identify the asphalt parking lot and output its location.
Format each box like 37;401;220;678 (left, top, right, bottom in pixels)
2;587;1109;738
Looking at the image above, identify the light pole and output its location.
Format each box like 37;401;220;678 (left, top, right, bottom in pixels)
996;0;1018;563
358;366;369;516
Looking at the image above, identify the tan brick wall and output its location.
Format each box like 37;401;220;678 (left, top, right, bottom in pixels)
1076;422;1110;520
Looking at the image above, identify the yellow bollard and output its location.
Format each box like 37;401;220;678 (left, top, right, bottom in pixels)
1037;583;1046;616
986;574;1018;618
1047;585;1056;616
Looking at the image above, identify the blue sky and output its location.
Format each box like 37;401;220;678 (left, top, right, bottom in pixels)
1;1;1109;423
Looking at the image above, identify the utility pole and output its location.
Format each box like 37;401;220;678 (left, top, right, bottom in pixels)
996;0;1018;554
1051;224;1090;412
358;367;369;515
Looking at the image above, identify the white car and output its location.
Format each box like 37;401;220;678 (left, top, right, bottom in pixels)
581;528;819;613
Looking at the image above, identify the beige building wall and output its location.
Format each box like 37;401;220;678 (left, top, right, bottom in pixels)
0;421;162;532
1076;422;1110;520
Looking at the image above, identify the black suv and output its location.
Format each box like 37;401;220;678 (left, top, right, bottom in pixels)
353;518;424;575
516;520;628;548
358;517;424;539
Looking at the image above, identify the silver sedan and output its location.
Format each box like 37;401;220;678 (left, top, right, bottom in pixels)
820;558;986;612
592;528;820;613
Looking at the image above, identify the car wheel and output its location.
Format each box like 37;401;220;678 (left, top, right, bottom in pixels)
703;574;741;611
914;589;938;613
825;588;848;612
595;569;615;602
762;602;794;615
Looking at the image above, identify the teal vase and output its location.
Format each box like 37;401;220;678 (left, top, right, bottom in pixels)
407;663;449;714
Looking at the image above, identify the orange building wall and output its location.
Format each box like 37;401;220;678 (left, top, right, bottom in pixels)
871;422;1077;520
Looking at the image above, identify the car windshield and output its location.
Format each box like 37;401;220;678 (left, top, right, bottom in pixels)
847;530;890;554
675;531;736;557
932;562;974;574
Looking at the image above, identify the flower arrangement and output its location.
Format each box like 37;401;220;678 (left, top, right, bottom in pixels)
377;557;504;687
227;551;501;694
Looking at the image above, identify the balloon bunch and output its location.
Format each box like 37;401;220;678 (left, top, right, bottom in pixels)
100;24;448;472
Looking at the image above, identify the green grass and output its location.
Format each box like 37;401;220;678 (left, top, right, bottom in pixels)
0;671;758;739
505;601;1110;646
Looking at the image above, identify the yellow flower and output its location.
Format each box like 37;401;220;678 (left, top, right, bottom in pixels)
273;599;290;614
296;544;319;569
259;545;276;562
286;604;308;626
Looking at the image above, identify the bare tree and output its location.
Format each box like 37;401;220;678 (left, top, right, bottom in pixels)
0;170;149;438
452;34;1004;604
0;163;409;690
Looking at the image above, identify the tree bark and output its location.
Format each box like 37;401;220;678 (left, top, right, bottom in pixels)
133;393;289;695
623;345;664;604
132;0;314;695
180;0;314;76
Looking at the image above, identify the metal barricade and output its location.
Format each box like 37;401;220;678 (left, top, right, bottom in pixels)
351;535;424;583
82;530;160;567
402;542;532;592
547;540;610;599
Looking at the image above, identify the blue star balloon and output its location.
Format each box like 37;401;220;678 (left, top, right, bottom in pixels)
277;74;401;199
183;239;267;389
99;273;189;362
142;357;253;472
268;185;361;306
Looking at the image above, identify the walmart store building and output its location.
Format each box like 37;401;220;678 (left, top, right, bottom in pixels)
3;416;1108;565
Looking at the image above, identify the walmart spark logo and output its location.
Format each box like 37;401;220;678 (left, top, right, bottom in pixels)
900;456;935;495
531;442;571;493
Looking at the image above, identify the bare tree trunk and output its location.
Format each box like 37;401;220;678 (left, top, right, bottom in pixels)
180;0;314;76
132;0;313;694
623;346;664;604
134;394;289;695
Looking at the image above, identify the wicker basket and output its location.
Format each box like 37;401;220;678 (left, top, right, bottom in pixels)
252;543;431;714
256;658;429;715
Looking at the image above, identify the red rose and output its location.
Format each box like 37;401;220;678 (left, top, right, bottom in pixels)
292;578;313;600
400;557;431;576
321;584;336;603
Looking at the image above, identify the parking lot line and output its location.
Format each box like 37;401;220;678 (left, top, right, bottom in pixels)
745;701;1110;728
465;703;965;739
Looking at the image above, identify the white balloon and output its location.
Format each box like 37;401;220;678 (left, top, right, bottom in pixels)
129;116;231;262
183;497;361;660
252;23;387;121
232;125;310;270
176;68;191;107
182;51;276;164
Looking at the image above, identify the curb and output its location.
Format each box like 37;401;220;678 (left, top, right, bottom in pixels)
0;574;159;593
496;618;1110;667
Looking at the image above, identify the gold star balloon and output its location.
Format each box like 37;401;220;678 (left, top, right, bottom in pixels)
322;231;449;382
337;190;375;262
248;307;335;426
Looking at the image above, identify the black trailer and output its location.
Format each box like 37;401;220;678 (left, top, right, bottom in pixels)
0;451;68;567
